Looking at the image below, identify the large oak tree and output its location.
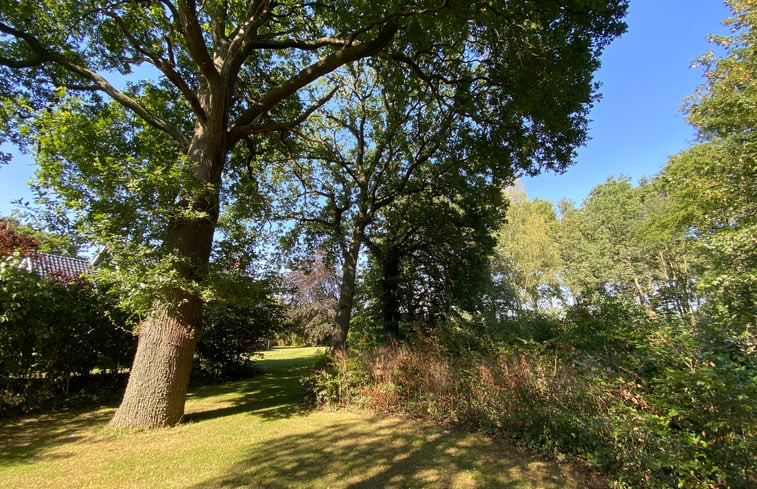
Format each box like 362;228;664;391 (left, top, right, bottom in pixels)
0;0;626;428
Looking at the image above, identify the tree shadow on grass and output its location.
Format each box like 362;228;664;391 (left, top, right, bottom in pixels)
0;349;320;465
183;363;315;424
183;376;301;423
189;414;604;489
0;406;115;465
0;348;323;467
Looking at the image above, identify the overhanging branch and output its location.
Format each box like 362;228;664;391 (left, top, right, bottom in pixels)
228;18;398;144
0;21;190;150
49;51;191;149
0;21;50;67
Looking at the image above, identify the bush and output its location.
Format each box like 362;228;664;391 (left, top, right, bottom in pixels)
0;254;294;411
606;321;756;488
0;255;136;415
301;349;376;408
561;291;650;353
305;317;755;488
304;337;610;456
496;313;561;345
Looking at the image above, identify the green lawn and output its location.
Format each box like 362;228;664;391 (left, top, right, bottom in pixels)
0;347;603;488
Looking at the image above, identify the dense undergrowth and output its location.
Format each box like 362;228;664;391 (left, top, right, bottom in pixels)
305;298;755;488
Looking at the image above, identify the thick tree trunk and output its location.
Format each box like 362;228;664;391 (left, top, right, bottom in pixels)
332;224;366;350
109;297;202;429
109;96;226;429
109;215;216;429
107;211;214;429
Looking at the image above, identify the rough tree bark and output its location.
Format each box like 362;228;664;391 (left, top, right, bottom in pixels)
108;297;202;428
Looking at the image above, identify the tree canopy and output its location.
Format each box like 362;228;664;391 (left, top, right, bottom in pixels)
656;0;756;331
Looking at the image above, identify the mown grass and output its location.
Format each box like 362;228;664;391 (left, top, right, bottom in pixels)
0;347;603;488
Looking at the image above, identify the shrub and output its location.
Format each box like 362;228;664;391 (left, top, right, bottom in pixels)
301;349;375;407
496;313;561;345
606;321;756;488
0;249;302;413
0;255;135;415
305;337;610;455
305;319;755;488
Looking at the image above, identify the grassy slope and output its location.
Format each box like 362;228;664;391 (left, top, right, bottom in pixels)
0;347;602;488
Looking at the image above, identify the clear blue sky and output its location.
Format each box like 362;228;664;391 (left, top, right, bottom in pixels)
523;0;732;204
0;0;733;216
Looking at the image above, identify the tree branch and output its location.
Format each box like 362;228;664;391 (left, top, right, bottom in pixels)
228;18;398;144
236;85;339;140
249;36;349;50
106;11;206;122
0;21;50;67
224;0;270;67
49;52;190;148
177;0;220;83
0;21;190;149
210;0;230;55
347;0;449;45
